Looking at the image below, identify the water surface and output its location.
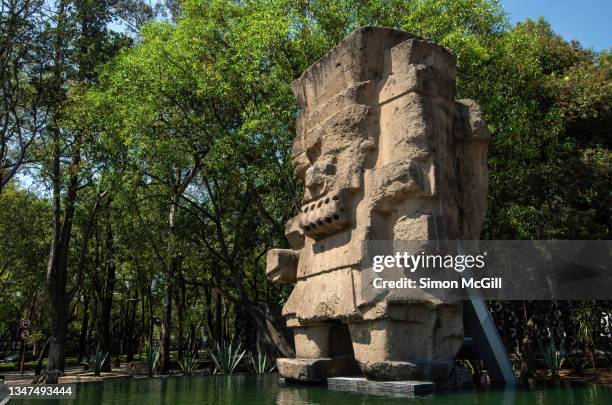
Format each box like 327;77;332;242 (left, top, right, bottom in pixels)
11;374;612;404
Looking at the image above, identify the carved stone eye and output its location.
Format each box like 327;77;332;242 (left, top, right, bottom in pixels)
333;214;340;220
332;194;340;201
325;217;332;223
324;198;330;204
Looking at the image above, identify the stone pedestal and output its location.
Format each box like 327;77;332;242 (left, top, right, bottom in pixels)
277;357;360;382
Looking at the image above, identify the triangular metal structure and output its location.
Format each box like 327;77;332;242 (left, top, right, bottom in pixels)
459;241;516;385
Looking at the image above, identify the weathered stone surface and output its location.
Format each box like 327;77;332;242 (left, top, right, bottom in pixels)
454;99;491;240
267;27;490;383
277;357;361;382
266;249;298;284
282;267;358;320
294;324;331;358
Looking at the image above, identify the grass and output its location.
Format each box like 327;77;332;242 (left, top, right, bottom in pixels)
0;357;81;372
0;351;204;374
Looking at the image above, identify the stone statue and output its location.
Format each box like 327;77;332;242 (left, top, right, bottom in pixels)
267;27;490;382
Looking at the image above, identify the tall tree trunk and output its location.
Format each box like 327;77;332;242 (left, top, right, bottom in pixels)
34;338;51;378
214;289;223;344
204;288;214;345
242;300;295;358
160;198;177;373
45;0;74;382
147;279;154;349
176;269;186;362
159;273;173;373
125;292;138;362
46;255;69;381
140;286;146;356
100;204;115;370
73;193;104;364
46;148;80;379
160;191;184;374
77;295;90;363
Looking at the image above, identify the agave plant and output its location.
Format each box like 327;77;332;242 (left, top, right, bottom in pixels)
82;350;109;376
145;345;160;377
250;345;276;374
178;350;201;376
572;301;597;368
208;341;246;374
541;336;565;379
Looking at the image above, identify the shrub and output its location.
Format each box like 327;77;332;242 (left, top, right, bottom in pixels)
208;341;245;374
145;345;160;377
82;351;109;376
541;336;565;379
249;345;276;374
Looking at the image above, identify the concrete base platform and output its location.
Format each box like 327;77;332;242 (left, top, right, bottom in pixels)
327;377;434;398
277;357;361;382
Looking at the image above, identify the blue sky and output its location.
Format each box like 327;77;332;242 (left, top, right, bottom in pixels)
501;0;611;51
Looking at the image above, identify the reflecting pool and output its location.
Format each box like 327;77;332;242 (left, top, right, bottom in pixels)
11;374;612;404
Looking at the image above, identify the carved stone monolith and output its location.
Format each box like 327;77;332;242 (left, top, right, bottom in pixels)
267;27;490;383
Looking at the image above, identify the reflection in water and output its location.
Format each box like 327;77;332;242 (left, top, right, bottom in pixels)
10;374;612;405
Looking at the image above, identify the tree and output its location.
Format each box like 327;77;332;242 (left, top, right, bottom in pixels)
0;183;50;355
39;0;139;379
0;0;48;193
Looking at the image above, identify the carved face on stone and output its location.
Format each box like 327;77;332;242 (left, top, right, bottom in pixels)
292;103;377;241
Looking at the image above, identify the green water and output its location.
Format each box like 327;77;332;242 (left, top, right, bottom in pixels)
10;374;612;404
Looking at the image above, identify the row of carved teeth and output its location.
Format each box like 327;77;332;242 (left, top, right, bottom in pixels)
302;214;343;231
301;194;340;213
